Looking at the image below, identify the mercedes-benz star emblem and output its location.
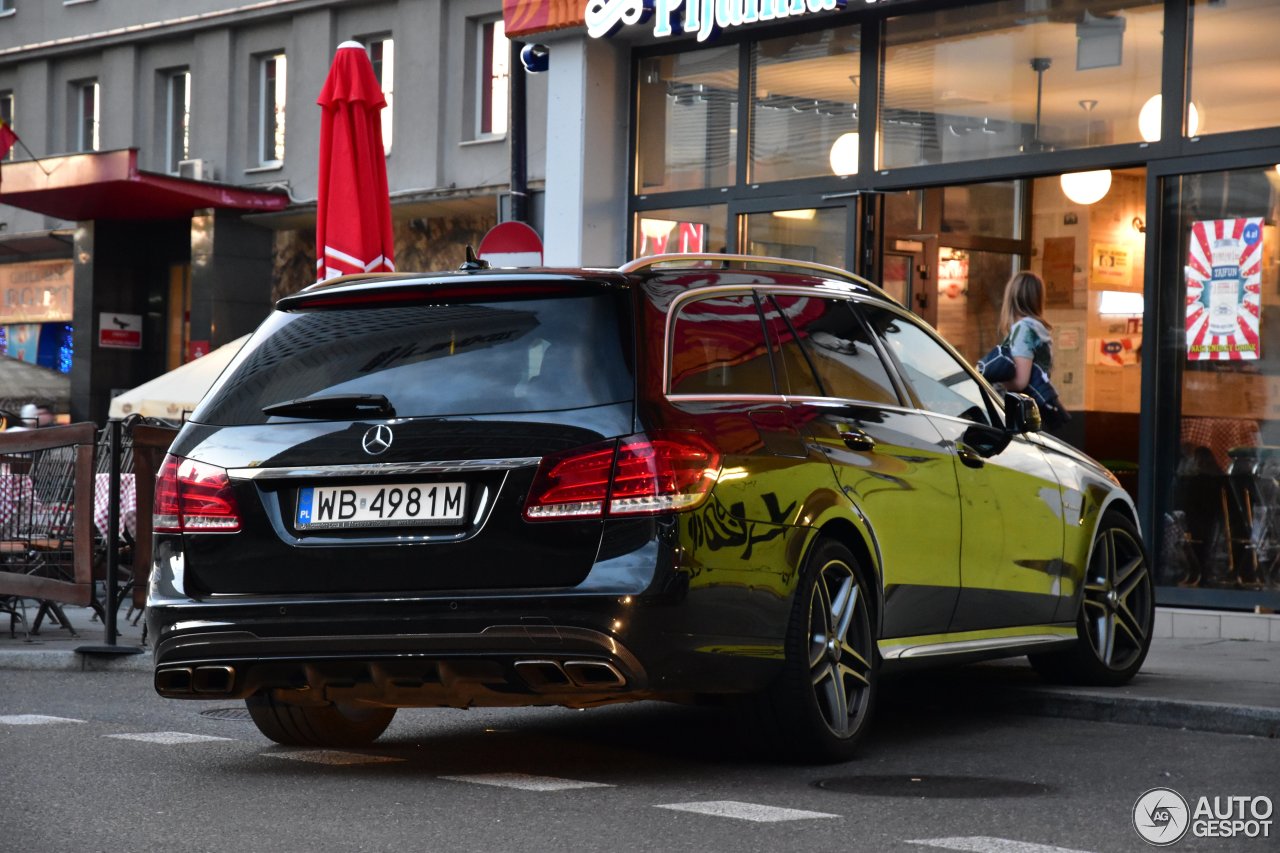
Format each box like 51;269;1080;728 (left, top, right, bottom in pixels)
362;424;394;456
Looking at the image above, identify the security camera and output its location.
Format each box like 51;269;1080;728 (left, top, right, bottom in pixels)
520;43;549;74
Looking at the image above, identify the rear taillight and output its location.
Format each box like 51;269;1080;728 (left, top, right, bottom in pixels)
524;432;721;521
154;454;242;533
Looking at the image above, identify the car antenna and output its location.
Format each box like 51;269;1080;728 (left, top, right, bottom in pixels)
459;245;490;271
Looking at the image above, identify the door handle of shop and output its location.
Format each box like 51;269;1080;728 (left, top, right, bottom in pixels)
838;426;876;452
956;442;985;469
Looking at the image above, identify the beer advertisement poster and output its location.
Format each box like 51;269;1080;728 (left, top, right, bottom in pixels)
1185;217;1263;361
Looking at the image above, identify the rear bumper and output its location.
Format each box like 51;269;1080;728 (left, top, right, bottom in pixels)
147;595;785;708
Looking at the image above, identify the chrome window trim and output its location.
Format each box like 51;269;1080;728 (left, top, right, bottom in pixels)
228;458;540;480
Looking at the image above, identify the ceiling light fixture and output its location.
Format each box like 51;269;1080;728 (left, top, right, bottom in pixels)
1060;99;1111;205
1138;94;1200;142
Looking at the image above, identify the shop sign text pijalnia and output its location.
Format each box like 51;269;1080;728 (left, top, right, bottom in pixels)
586;0;886;41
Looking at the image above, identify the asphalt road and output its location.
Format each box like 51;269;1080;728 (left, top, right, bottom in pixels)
1;669;1275;853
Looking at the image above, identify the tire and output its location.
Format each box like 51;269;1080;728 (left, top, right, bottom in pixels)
1030;510;1154;686
246;691;396;747
743;538;878;763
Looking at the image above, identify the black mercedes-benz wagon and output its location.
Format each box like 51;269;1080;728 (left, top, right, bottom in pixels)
147;254;1153;761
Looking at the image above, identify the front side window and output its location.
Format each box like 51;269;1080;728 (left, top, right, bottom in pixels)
477;19;509;137
166;69;191;173
862;305;992;426
258;52;286;165
366;36;394;154
0;0;13;14
880;0;1164;170
77;80;99;151
766;295;899;406
669;294;775;397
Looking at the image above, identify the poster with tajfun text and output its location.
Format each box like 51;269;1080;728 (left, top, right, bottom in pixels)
1185;217;1263;361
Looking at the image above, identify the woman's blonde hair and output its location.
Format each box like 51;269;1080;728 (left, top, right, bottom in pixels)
1000;270;1050;335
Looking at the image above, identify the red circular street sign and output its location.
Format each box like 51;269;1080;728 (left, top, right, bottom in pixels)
477;221;544;267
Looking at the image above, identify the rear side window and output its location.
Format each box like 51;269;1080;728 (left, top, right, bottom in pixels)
194;294;634;425
765;295;899;405
669;294;776;396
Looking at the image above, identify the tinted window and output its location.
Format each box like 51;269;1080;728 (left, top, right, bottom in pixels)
195;294;633;425
767;295;898;405
670;294;776;396
862;306;992;426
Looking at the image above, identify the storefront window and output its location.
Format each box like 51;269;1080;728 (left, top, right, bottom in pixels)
634;204;728;257
942;182;1022;239
1160;165;1280;607
750;27;860;184
742;208;848;269
1188;0;1280;137
635;48;737;194
880;0;1163;170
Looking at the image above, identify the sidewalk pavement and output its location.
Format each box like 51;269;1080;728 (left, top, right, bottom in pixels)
1;604;1277;739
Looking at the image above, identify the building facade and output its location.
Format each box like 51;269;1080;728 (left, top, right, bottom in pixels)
0;0;545;419
513;0;1280;615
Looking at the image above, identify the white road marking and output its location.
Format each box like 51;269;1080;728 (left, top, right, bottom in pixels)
265;750;405;766
909;838;1099;853
655;801;839;823
0;714;85;725
106;732;234;745
440;773;613;792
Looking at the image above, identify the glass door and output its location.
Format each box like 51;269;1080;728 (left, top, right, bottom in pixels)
1154;159;1280;611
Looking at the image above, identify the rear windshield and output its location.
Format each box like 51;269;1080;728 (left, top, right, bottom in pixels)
193;293;634;425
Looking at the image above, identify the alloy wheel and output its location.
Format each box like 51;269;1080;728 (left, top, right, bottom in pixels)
807;558;873;738
1082;524;1152;671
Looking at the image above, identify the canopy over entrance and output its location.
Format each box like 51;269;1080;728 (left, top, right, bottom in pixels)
0;149;290;221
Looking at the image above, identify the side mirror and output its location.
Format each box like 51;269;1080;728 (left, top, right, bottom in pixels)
1004;391;1042;434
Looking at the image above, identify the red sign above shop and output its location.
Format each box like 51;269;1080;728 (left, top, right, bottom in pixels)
99;312;143;350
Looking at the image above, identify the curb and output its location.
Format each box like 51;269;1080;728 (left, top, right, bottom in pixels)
0;648;152;673
990;686;1280;740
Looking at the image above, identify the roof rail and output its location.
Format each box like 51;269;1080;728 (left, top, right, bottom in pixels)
619;253;876;289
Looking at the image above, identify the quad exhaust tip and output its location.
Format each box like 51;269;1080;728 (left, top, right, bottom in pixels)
514;659;625;690
156;665;237;696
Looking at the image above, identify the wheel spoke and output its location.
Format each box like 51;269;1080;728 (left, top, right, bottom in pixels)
841;640;870;672
1114;550;1144;588
1101;614;1117;665
1116;561;1149;601
808;583;832;669
819;665;849;735
1116;602;1147;646
831;573;856;638
839;661;870;688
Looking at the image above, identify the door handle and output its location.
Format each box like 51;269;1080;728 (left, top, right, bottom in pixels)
838;425;876;452
956;442;985;469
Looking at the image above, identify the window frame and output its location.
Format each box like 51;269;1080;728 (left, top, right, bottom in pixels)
76;79;99;152
0;90;13;161
363;35;394;156
165;68;191;174
475;17;509;139
256;51;286;167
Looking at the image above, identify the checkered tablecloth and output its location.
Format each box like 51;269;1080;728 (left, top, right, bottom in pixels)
1180;417;1261;472
93;472;136;540
0;474;37;532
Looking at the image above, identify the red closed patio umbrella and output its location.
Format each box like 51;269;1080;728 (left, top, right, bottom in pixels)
316;41;394;282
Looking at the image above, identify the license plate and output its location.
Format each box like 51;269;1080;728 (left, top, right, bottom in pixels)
295;482;466;529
